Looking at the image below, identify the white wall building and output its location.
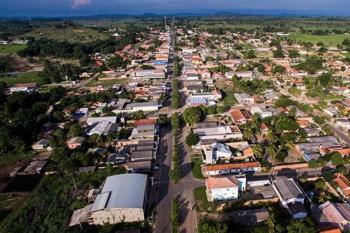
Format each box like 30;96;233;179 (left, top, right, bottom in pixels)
206;175;246;201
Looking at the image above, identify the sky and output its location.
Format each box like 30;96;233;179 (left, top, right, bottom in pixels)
0;0;350;17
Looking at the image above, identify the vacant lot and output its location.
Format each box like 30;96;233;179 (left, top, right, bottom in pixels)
0;44;27;54
0;72;42;86
25;27;107;43
288;33;350;46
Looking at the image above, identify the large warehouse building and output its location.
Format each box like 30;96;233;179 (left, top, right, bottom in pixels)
69;173;148;226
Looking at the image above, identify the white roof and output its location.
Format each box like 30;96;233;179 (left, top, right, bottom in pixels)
91;174;147;211
87;117;117;126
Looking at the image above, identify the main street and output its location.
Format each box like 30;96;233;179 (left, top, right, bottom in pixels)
154;17;204;233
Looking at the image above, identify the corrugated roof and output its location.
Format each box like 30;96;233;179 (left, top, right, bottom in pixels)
91;191;110;212
273;178;304;201
99;174;147;210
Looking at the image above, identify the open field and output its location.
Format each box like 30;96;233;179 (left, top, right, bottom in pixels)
0;72;42;86
288;33;350;46
0;45;27;54
25;27;108;43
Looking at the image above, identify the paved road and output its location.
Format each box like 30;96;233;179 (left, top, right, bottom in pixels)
154;18;205;233
154;125;174;233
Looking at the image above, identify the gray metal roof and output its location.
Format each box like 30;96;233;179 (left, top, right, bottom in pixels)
273;178;304;201
92;174;147;211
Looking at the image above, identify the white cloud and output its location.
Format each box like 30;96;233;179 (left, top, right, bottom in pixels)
72;0;91;8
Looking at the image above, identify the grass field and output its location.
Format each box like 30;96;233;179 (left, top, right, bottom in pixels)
0;72;42;86
288;33;350;46
25;26;107;43
86;78;128;87
0;44;27;54
193;186;216;213
191;157;205;179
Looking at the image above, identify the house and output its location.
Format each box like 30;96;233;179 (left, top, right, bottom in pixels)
130;124;157;140
230;109;247;125
295;136;341;162
132;69;165;79
188;90;222;106
206;175;246;201
18;160;48;175
87;117;117;126
251;106;273;118
126;161;152;174
272;178;307;219
9;83;37;93
335;119;350;131
204;161;261;176
67;137;85;149
202;142;232;164
123;102;160;112
87;121;117;136
74;108;89;119
235;71;253;79
316;201;350;232
70;174;148;226
32;139;51;151
234;93;255;105
324;106;339;117
192;125;243;141
334;173;350;198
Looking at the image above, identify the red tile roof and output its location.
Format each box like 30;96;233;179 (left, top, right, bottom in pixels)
206;176;238;190
334;173;350;197
230;109;245;122
134;119;156;126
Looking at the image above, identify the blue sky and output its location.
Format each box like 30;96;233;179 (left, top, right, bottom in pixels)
0;0;350;17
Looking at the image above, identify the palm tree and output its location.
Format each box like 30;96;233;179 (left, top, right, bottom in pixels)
267;146;277;160
286;220;306;233
242;127;254;141
266;130;276;144
252;144;263;159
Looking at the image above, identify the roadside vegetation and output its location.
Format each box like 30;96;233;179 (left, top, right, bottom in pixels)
170;113;182;183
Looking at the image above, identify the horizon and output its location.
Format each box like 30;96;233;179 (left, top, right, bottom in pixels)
1;0;350;17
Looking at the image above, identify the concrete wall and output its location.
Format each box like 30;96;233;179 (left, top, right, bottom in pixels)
91;208;144;225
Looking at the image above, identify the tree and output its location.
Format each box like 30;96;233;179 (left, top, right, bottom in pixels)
315;179;326;190
68;123;83;138
318;73;332;88
296;56;323;74
289;49;300;58
272;65;286;74
108;56;127;70
133;110;145;120
244;50;256;59
171;113;181;130
197;218;228;233
186;133;200;146
252;144;263;159
330;152;343;166
273;47;284;58
183;107;205;125
286;218;317;233
171;198;180;233
267;146;277;160
242;126;254;141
